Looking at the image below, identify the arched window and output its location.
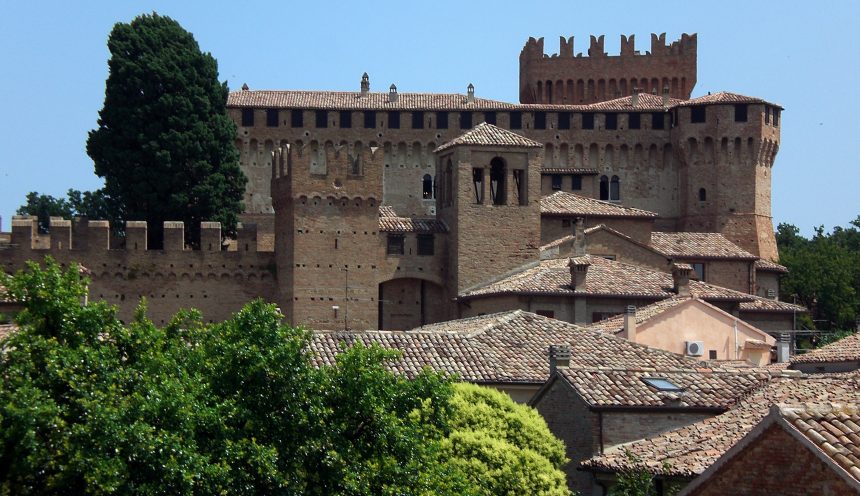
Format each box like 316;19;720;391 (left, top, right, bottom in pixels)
599;175;609;201
490;157;506;205
610;175;620;201
699;188;707;201
422;174;433;199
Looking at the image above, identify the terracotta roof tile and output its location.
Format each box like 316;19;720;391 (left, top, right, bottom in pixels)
780;403;860;482
585;92;682;111
588;297;691;334
582;373;860;477
228;89;521;111
650;232;758;260
755;259;789;273
434;122;542;153
678;91;781;108
378;205;448;233
540;192;658;218
791;333;860;364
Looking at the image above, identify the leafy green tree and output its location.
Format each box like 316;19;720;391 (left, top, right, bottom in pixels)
0;259;569;495
87;13;246;249
17;189;113;233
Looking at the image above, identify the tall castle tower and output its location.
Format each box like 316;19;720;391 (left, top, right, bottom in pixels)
519;33;697;104
271;141;384;329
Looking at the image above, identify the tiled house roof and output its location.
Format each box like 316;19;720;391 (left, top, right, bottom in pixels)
311;310;763;389
434;122;542;153
678;91;781;108
585;93;682;111
228;90;522;111
587;297;691;334
649;232;758;260
378;206;448;233
779;403;860;482
754;259;789;273
582;373;860;477
540;192;659;218
791;332;860;364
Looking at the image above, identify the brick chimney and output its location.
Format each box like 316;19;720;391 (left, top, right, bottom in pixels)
573;217;586;256
662;85;670;106
548;344;571;376
631;87;639;107
389;84;398;103
360;72;370;96
672;263;692;297
623;305;637;342
466;83;475;103
569;257;590;290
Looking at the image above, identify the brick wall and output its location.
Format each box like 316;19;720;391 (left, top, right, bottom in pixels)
601;410;714;448
685;424;859;496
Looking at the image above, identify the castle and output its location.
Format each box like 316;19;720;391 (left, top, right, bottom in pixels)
1;33;797;333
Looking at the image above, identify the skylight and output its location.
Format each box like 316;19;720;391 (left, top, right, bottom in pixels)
642;377;683;392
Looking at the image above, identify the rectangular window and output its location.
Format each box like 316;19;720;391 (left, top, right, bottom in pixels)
536;310;555;318
411;111;424;129
734;104;748;122
709;350;718;360
363;111;376;128
773;108;780;126
534;111;547;129
605;113;618;130
551;174;562;190
571;175;582;190
765;107;771;125
690;106;706;123
241;108;254;127
436;111;449;129
388;111;400;129
628;113;641;129
291;109;304;127
651;112;665;130
558;112;571;130
339;111;352;128
484;111;497;125
386;234;404;255
509;111;522;129
460;111;473;129
266;109;278;127
417;234;434;256
315;110;328;128
691;262;705;281
582;113;595;130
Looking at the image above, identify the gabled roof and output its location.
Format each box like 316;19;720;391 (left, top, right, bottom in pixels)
791;332;860;364
678;402;860;495
755;258;789;273
582;373;860;477
228;89;520;111
434;122;542;153
649;232;758;260
378;205;448;233
540;192;659;218
678;91;782;109
311;310;758;388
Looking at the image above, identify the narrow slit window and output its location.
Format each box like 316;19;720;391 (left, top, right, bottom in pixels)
599;175;609;200
610;175;620;201
422;174;433;199
699;188;707;201
490;158;506;205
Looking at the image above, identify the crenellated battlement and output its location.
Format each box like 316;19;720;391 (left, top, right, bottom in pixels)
519;33;697;104
6;217;267;254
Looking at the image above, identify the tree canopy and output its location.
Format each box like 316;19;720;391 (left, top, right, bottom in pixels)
777;217;860;331
16;189;112;233
86;13;245;248
0;259;569;495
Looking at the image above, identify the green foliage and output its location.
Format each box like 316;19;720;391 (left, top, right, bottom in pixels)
610;450;682;496
776;219;860;330
440;383;570;496
0;260;570;495
16;189;111;234
86;13;246;248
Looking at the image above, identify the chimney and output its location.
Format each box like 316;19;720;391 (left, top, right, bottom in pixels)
241;83;249;91
776;333;791;363
573;217;586;256
548;344;571;376
360;72;369;96
662;85;670;106
569;257;590;290
623;305;637;342
672;263;692;297
466;83;475;103
631;87;639;107
388;84;398;103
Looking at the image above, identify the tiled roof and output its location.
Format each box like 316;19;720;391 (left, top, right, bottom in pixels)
780;403;860;482
738;296;806;314
540;168;599;175
312;310;782;410
588;297;691;334
678;91;781;108
228;89;521;111
460;255;752;302
434;122;542;153
585;93;682;111
540;192;658;218
582;373;860;477
755;259;789;273
378;206;448;233
791;332;860;364
649;232;758;260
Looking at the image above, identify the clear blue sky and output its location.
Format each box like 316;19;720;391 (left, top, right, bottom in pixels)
1;0;857;237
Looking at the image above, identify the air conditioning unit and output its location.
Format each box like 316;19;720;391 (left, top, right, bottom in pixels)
685;341;704;357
